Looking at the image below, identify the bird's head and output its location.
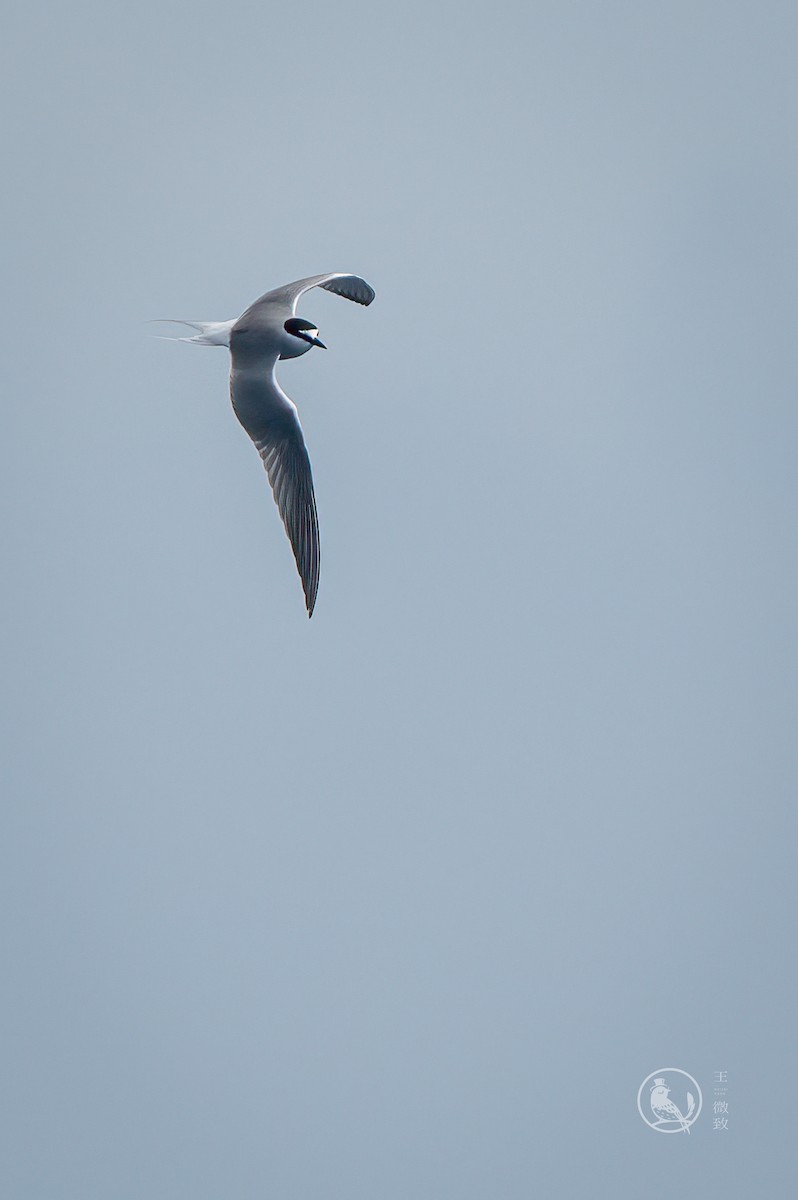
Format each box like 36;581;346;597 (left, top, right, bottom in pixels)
282;316;327;358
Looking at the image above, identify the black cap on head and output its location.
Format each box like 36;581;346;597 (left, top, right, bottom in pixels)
285;317;326;348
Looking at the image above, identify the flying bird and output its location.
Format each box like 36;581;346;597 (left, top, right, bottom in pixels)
157;273;375;616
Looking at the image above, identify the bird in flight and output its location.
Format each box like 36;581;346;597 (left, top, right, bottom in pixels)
158;273;375;616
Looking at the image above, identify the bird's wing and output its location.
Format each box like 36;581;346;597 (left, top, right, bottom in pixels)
230;363;320;616
238;273;375;323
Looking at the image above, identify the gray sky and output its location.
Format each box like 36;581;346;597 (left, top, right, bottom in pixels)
2;1;797;1196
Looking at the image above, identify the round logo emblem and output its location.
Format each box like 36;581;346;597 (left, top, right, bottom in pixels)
637;1068;702;1133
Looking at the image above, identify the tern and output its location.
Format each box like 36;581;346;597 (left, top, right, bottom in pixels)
158;273;375;616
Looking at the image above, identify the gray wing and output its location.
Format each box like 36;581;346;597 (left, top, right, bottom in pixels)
238;273;375;323
230;366;320;617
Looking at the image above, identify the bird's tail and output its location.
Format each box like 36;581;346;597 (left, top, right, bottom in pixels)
682;1093;696;1131
673;1097;694;1134
147;319;234;347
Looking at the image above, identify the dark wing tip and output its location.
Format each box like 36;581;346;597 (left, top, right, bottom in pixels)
320;276;376;306
355;281;376;306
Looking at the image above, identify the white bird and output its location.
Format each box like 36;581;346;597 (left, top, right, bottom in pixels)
157;273;375;616
649;1079;694;1133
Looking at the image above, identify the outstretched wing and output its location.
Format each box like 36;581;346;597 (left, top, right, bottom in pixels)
230;364;320;616
238;273;375;324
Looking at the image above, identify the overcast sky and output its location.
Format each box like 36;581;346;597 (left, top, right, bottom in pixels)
2;2;797;1196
